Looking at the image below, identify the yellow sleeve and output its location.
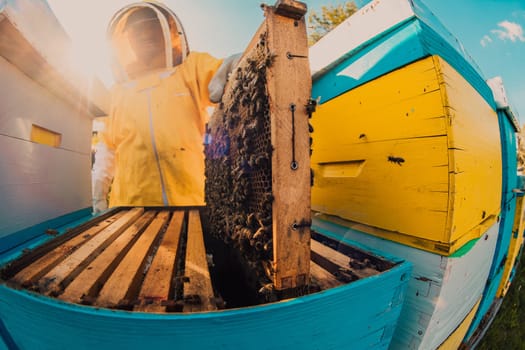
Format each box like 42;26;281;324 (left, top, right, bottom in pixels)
189;52;223;107
197;52;224;106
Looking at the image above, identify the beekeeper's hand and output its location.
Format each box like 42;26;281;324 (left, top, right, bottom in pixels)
92;141;115;215
208;53;242;103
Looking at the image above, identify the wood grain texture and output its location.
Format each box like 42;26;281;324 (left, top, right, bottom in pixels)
436;56;501;245
135;210;184;312
310;261;342;290
12;211;124;286
96;211;169;307
311;240;379;279
205;1;311;293
37;208;144;295
312;55;501;254
59;211;155;303
183;210;216;312
265;3;311;290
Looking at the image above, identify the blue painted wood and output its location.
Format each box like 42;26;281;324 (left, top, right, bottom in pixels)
464;109;519;341
0;208;92;257
0;259;410;350
0;317;17;350
312;0;495;111
0;338;9;350
312;217;499;349
312;20;424;104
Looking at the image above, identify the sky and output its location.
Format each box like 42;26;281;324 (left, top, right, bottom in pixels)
47;0;525;123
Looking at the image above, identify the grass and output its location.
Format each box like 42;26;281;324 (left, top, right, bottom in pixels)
478;249;525;349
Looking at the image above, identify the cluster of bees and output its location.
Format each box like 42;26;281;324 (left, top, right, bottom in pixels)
205;32;275;294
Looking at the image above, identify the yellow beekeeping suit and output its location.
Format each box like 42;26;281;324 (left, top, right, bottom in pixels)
94;2;222;210
103;53;221;207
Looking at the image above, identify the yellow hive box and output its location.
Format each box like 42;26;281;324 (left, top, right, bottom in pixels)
312;55;502;255
497;193;525;297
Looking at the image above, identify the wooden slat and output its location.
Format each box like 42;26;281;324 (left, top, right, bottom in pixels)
37;208;144;295
183;210;216;312
96;211;169;307
266;2;311;290
311;240;379;279
135;210;184;312
311;240;349;267
59;211;156;303
310;261;342;290
12;211;124;286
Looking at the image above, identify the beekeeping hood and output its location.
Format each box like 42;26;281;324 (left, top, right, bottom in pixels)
107;1;189;83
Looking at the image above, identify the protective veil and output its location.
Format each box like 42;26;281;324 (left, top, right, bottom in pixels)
93;1;223;210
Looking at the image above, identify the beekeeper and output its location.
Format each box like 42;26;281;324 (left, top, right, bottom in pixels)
92;1;238;212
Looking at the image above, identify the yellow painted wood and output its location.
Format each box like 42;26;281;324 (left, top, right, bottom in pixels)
497;195;525;297
318;160;366;178
314;137;449;242
437;298;481;350
30;124;61;147
311;55;501;255
435;56;502;244
312;56;446;154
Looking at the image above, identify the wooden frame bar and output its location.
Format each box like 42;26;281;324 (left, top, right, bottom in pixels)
12;211;124;286
2;207;395;314
183;210;216;312
59;211;156;303
265;0;311;291
205;0;310;294
96;211;169;307
135;211;184;312
38;208;144;295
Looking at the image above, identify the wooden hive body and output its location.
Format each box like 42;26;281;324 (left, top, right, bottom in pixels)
312;55;502;255
312;216;499;349
0;0;108;254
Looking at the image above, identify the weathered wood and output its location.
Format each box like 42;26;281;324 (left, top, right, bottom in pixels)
265;4;311;290
205;0;311;295
37;208;144;295
59;211;156;303
183;210;216;312
273;0;307;20
96;211;169;307
310;261;342;290
135;210;184;312
12;211;124;286
311;240;379;279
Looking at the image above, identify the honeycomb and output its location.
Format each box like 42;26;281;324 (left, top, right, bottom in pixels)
205;32;274;290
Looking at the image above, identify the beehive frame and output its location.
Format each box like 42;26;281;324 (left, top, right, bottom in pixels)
205;0;311;293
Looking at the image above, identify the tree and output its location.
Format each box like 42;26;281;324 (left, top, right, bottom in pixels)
308;1;358;46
